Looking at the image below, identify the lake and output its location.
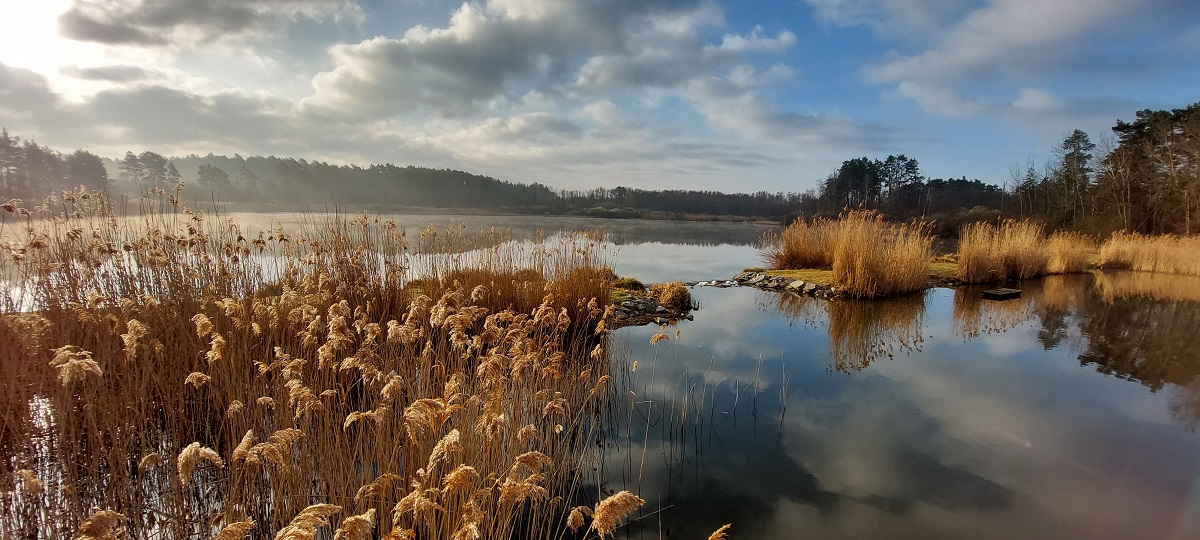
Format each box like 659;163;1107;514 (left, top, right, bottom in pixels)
215;212;1200;537
8;211;1200;538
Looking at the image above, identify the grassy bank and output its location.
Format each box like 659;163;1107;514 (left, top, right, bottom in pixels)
0;188;647;539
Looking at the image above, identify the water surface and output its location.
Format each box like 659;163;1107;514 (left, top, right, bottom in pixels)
605;255;1200;538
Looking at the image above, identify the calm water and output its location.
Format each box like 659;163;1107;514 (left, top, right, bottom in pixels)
13;212;1200;537
594;231;1200;538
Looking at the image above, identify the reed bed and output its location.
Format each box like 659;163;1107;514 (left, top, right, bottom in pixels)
1046;232;1096;275
0;187;645;539
955;220;1046;283
1099;232;1200;276
956;221;1098;283
762;210;933;298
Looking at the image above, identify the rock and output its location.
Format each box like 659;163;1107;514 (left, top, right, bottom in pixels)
685;314;694;321
733;271;756;282
724;280;737;287
655;305;669;313
803;282;818;294
747;274;767;285
654;317;667;325
786;280;805;292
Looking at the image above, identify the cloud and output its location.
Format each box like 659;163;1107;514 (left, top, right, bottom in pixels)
60;64;152;83
0;62;84;140
58;0;362;46
683;68;897;150
305;0;800;118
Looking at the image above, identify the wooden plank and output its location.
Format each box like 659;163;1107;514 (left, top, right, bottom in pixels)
982;288;1022;300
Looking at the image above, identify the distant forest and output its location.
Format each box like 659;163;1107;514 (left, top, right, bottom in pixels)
1;100;1196;235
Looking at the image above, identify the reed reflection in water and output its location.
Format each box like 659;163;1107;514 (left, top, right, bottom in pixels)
607;276;1200;538
774;292;926;371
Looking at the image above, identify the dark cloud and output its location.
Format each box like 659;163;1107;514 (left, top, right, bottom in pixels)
60;64;152;83
58;0;359;46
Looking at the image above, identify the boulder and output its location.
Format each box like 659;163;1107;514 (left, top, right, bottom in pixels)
747;274;767;285
802;282;818;294
786;280;806;292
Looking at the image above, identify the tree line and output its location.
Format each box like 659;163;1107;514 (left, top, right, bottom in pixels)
2;99;1196;231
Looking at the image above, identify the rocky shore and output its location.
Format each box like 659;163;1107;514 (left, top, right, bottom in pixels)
698;270;840;298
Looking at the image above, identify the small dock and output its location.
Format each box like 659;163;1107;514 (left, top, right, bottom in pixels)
982;288;1022;300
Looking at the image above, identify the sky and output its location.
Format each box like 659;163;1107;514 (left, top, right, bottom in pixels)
0;0;1197;194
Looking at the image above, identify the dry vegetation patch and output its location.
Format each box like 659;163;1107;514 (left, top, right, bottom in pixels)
761;210;933;298
0;188;644;539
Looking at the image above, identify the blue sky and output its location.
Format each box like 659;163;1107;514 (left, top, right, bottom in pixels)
1;0;1197;194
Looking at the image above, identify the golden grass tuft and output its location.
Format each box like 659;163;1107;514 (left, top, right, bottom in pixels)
74;509;124;540
1100;232;1200;276
956;220;1047;283
761;217;837;269
177;441;225;485
334;509;377;540
589;490;645;538
1046;232;1096;274
762;210;932;298
215;520;256;540
708;523;733;540
649;281;693;312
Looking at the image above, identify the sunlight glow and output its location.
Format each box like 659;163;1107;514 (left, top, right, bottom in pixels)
0;0;75;72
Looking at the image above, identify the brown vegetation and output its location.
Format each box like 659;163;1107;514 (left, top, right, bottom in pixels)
955;220;1096;283
0;187;643;539
1099;232;1200;276
762;210;933;298
649;281;693;312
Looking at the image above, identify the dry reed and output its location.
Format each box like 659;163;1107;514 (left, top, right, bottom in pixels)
1100;232;1200;276
0;187;625;539
761;210;933;298
1046;232;1096;274
956;220;1048;283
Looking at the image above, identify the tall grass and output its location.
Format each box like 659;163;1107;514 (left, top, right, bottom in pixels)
762;210;933;298
1099;232;1200;276
761;217;837;269
1046;232;1096;274
956;220;1047;282
0;188;642;539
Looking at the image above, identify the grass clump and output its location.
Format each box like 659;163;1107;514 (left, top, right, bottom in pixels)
0;187;629;539
649;281;693;312
762;210;933;298
611;276;646;291
761;217;837;269
956;220;1047;282
1099;232;1200;276
1046;231;1096;274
